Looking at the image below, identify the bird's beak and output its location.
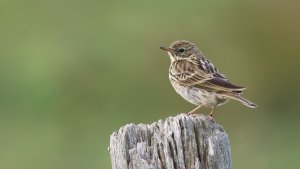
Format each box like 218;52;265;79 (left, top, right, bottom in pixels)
160;46;173;52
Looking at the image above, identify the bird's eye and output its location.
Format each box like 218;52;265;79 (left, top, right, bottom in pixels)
179;48;185;53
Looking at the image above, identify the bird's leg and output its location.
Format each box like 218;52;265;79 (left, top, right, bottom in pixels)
187;105;202;115
208;106;216;117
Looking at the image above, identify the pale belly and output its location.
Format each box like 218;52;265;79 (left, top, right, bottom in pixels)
169;77;228;108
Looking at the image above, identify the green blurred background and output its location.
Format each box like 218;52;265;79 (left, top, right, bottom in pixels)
1;0;299;169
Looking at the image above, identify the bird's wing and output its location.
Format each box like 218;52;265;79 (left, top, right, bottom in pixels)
171;58;246;93
194;56;246;92
198;77;246;93
170;60;213;86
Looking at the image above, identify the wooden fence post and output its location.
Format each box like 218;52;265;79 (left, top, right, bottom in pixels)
109;113;231;169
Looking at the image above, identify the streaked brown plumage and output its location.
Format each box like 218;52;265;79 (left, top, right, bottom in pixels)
160;40;256;116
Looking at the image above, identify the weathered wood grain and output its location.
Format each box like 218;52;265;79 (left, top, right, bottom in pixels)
109;113;231;169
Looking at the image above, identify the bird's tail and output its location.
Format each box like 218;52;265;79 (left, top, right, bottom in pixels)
222;92;257;108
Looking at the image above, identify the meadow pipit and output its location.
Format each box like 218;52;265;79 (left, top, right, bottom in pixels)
160;40;256;117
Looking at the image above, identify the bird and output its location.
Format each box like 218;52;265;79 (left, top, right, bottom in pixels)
160;40;256;117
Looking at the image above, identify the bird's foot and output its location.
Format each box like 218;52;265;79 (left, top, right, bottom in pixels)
207;106;216;119
207;113;214;120
187;112;200;117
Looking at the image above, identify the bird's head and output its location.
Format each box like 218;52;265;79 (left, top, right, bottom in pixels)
160;40;200;62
